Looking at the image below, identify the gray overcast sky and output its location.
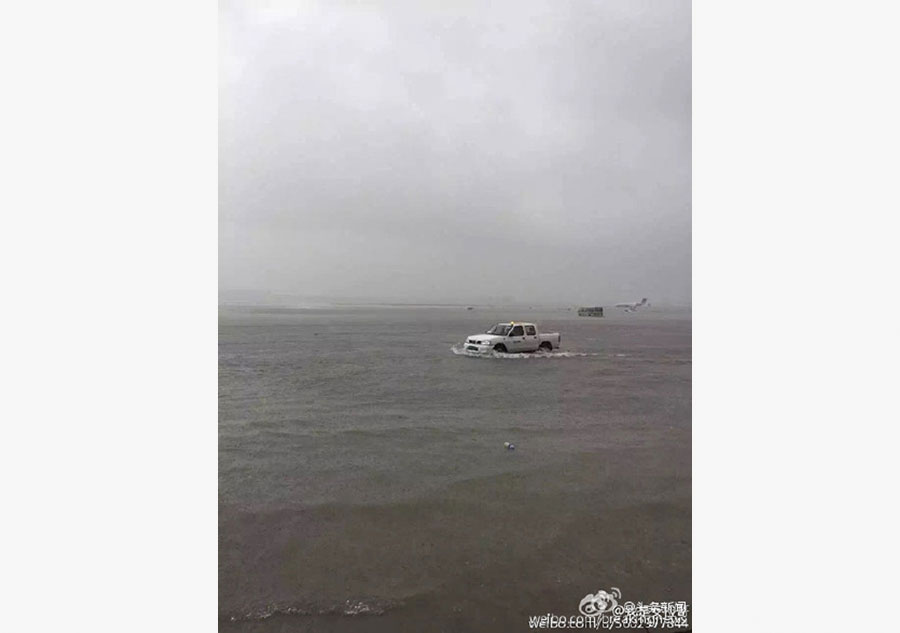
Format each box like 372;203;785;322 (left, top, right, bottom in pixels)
220;0;690;305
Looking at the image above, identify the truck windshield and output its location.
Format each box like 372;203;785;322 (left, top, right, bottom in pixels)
487;324;511;335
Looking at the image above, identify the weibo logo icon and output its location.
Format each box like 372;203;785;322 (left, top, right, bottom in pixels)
578;587;622;617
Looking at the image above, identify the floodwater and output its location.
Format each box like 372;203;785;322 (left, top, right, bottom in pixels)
219;305;691;631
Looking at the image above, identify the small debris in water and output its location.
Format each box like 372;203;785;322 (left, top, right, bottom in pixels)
504;442;516;450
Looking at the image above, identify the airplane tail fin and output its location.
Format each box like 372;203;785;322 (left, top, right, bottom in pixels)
640;298;648;305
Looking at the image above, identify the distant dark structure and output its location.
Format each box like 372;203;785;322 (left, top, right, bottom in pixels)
466;306;474;310
577;306;604;317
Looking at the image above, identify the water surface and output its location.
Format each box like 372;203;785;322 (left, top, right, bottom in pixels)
219;306;691;631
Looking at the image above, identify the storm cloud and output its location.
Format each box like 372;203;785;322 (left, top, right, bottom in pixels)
219;0;691;305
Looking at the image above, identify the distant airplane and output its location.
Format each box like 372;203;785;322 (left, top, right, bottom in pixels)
615;298;649;312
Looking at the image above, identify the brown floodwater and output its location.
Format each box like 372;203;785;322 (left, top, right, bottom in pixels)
219;305;691;631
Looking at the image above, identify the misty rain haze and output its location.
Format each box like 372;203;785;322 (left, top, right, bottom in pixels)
219;0;690;306
219;1;692;630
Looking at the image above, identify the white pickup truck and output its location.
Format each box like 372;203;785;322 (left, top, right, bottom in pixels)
465;322;562;354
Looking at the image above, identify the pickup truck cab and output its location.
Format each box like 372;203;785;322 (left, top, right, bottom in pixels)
465;322;561;354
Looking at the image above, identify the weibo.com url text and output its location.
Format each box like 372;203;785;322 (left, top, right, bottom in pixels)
528;613;689;629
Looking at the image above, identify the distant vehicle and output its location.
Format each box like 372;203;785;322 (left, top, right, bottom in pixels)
577;306;604;317
466;306;474;310
615;298;649;312
465;322;561;353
